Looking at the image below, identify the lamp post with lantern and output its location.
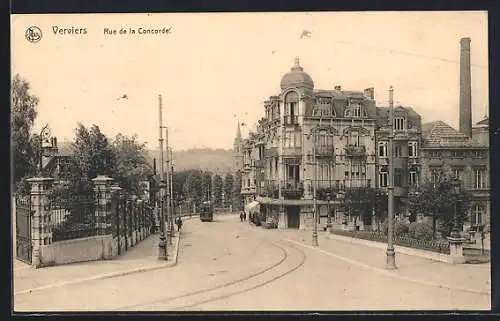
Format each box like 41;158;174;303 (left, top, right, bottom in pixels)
450;178;463;239
447;177;466;263
326;191;332;232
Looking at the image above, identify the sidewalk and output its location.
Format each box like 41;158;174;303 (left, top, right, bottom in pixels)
13;232;181;295
270;228;491;295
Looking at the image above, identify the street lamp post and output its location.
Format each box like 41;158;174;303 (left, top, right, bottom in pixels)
386;86;397;269
157;94;168;260
450;178;462;239
326;191;332;232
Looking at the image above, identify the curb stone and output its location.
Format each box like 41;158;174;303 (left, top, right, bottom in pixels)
15;232;182;296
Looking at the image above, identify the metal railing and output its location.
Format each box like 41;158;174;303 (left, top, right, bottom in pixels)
315;145;334;156
51;195;97;242
284;115;299;125
345;145;366;156
331;230;450;254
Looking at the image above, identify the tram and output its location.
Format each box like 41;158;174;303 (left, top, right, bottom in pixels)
199;201;214;222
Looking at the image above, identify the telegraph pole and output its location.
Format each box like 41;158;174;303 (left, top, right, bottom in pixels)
165;127;173;244
169;147;175;235
157;94;168;260
386;86;397;269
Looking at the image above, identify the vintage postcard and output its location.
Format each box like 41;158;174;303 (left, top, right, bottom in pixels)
11;11;490;312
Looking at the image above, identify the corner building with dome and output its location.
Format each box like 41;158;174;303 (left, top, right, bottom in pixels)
240;57;383;230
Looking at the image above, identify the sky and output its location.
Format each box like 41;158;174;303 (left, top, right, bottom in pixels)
11;11;488;150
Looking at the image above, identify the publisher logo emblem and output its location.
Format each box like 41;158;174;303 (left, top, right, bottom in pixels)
25;26;42;43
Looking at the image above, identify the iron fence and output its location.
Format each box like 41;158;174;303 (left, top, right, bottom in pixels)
51;195;97;242
331;230;450;255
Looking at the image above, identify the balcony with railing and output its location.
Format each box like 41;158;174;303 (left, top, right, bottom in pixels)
253;159;265;168
312;179;373;196
345;145;366;157
281;180;304;199
241;185;257;195
284;115;299;126
261;180;279;198
315;145;334;157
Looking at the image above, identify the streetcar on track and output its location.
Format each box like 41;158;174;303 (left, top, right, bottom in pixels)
200;201;214;222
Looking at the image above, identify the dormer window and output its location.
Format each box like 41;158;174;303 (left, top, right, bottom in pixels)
344;101;367;118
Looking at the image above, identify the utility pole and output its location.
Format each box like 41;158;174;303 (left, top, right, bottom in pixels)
157;94;168;260
165;127;173;244
169;147;175;232
386;86;397;269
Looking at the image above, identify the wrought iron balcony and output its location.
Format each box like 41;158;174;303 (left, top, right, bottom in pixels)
253;159;265;168
315;145;334;157
281;180;304;198
312;179;372;194
261;180;279;198
284;115;299;125
345;145;366;157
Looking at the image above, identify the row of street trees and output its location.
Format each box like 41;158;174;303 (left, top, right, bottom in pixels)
175;170;236;210
12;74;241;212
12;74;155;200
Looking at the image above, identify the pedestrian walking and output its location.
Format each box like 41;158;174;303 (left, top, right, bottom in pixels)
240;212;244;222
176;217;183;232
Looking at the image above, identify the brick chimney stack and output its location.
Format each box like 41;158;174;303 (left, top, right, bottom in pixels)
459;37;472;138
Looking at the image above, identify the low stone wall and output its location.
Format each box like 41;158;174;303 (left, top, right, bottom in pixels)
38;235;113;267
328;233;461;264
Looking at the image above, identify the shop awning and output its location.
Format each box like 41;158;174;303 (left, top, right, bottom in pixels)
245;200;260;214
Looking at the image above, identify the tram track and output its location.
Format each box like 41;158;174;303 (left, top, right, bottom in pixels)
114;236;307;311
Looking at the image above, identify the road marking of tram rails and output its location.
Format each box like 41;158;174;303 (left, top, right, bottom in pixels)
285;238;490;296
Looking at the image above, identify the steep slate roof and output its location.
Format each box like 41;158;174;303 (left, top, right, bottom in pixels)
421;120;472;147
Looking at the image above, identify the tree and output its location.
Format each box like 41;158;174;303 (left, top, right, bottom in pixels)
232;170;243;211
344;187;376;228
172;170;190;204
212;174;223;207
11;74;39;194
409;174;472;239
223;173;234;207
111;133;153;197
201;171;213;202
63;123;116;197
183;170;203;207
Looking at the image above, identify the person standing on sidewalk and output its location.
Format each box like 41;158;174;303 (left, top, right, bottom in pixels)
176;217;183;232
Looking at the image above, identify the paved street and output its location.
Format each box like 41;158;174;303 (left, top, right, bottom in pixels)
14;213;491;311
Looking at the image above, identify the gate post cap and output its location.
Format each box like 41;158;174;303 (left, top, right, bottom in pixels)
92;175;113;184
26;177;54;183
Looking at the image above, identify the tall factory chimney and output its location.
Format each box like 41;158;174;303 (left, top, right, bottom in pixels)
459;37;472;138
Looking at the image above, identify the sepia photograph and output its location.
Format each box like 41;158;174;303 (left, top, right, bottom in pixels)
11;11;491;312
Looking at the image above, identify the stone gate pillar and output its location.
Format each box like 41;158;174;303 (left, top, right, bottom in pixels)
92;175;114;236
27;177;54;268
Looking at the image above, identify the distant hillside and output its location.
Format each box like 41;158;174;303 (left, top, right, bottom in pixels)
146;148;234;174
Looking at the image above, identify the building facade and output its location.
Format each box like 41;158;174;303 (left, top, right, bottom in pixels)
240;58;383;230
238;54;490;233
375;105;423;222
420;118;490;232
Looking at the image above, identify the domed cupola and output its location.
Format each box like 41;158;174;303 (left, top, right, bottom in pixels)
280;57;314;91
